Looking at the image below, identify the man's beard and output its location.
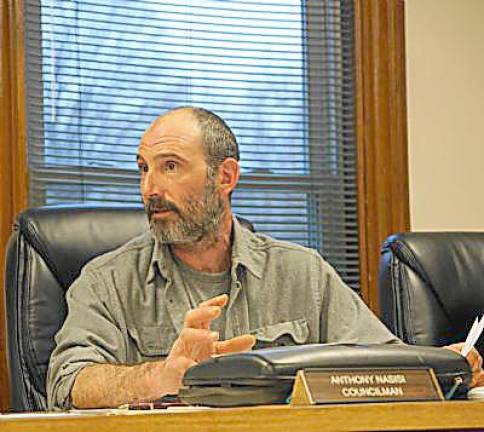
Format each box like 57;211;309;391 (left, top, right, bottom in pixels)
145;178;225;246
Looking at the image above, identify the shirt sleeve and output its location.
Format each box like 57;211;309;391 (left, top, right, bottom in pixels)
317;257;401;345
46;267;127;410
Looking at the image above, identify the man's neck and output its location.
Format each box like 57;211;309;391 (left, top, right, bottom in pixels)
171;211;233;273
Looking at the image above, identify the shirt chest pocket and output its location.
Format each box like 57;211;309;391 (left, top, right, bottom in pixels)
252;319;309;349
127;326;177;359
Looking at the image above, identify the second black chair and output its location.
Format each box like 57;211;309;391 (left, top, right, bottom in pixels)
379;232;484;355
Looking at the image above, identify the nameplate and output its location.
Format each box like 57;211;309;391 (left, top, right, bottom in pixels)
291;368;444;405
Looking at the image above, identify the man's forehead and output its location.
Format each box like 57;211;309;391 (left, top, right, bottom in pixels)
139;110;203;153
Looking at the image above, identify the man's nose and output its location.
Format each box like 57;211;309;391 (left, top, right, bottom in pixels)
142;170;164;197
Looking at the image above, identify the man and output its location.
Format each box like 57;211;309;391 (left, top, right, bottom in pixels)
47;107;483;409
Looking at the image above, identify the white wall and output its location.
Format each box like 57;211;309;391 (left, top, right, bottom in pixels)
406;0;484;231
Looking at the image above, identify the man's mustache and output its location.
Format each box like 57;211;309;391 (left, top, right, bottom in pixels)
145;197;181;217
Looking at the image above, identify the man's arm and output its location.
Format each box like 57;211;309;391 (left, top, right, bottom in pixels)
71;361;165;408
317;256;400;345
71;294;255;408
47;268;130;410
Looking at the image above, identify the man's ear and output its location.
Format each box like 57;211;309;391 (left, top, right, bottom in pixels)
217;158;240;197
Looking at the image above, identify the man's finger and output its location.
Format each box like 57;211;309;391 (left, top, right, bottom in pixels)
466;349;483;381
467;348;483;368
199;294;229;308
184;306;221;329
471;369;484;388
214;334;256;355
169;327;219;362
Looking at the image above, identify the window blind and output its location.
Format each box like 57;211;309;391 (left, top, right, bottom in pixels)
24;0;360;290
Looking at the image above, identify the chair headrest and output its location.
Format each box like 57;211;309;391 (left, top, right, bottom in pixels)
15;205;148;289
382;232;484;323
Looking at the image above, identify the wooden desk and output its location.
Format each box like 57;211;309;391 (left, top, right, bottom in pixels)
1;401;484;432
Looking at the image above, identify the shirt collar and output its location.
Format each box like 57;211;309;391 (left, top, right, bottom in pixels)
147;237;171;283
148;215;264;282
230;216;264;279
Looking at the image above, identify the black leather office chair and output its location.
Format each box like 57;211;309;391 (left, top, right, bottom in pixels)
5;205;149;411
379;232;484;356
4;205;254;412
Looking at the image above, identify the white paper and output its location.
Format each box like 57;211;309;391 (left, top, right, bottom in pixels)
462;315;484;357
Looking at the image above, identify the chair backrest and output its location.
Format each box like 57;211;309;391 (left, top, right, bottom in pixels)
5;205;149;411
379;232;484;355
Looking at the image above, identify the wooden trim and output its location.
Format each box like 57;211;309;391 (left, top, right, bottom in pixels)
1;401;484;431
354;0;410;313
0;0;28;411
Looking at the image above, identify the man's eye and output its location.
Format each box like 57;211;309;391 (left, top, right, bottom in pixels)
165;161;177;172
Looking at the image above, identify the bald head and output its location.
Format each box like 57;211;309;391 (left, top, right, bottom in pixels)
147;106;239;171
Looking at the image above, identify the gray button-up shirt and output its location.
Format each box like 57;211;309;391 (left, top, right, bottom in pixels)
47;217;399;409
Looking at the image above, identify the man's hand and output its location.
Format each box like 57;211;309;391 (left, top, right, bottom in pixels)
70;294;255;408
444;343;484;388
160;294;256;395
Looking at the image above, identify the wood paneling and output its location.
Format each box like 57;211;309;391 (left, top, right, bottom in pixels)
354;0;410;313
0;0;28;411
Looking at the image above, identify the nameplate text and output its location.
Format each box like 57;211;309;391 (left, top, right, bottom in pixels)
291;368;444;405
